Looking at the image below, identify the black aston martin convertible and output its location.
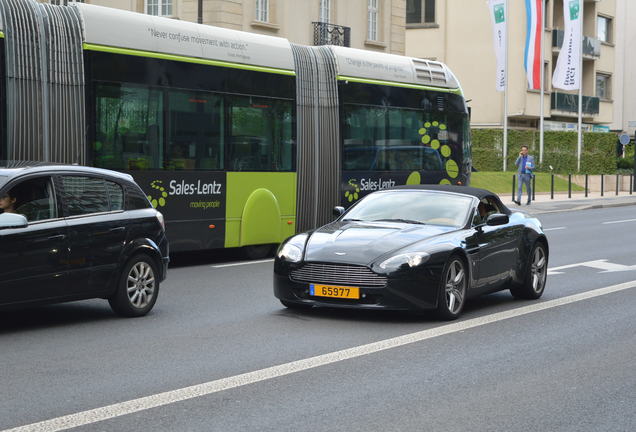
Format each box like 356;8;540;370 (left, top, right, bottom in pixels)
273;185;549;320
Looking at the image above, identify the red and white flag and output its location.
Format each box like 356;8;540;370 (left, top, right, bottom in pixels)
524;0;543;90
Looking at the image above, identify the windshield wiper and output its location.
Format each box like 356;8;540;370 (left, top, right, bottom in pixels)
341;218;363;222
372;218;426;225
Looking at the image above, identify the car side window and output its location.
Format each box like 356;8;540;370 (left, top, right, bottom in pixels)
5;177;57;222
60;176;110;216
106;181;124;211
126;184;152;210
485;197;502;214
472;208;483;227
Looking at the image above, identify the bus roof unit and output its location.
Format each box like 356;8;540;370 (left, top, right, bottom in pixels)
77;3;295;72
330;45;461;91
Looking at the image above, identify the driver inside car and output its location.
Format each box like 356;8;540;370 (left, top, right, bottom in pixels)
0;191;17;214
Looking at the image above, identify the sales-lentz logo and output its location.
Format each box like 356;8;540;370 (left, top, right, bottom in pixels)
168;179;222;196
147;179;223;209
147;180;168;208
344;179;361;203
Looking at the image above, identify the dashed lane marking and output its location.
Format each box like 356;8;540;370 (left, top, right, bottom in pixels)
548;259;636;275
602;218;636;225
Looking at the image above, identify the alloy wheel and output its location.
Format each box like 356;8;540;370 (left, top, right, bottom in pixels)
127;261;156;309
530;246;547;293
445;259;466;314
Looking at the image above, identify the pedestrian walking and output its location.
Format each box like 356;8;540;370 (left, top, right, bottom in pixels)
514;145;534;205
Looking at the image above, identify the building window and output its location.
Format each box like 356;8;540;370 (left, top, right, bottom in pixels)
596;73;611;100
597;15;612;43
319;0;330;23
367;0;378;41
406;0;435;25
256;0;269;22
146;0;172;17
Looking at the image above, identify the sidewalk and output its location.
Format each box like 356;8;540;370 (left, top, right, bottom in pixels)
505;191;636;215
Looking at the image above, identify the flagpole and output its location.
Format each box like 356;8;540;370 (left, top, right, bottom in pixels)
577;0;583;172
539;0;545;165
503;0;509;172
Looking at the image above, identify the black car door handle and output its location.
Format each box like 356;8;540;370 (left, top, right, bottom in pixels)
109;227;126;233
47;234;66;241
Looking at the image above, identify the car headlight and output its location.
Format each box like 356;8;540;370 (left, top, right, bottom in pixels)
378;252;430;272
276;234;308;263
277;243;303;262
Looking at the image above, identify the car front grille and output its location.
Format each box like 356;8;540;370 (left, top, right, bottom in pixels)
290;263;387;288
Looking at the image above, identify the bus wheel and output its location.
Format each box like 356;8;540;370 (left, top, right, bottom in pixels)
244;244;273;260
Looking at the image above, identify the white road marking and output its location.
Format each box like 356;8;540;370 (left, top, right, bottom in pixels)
212;259;274;268
544;227;566;231
548;259;636;275
602;218;636;225
5;280;636;432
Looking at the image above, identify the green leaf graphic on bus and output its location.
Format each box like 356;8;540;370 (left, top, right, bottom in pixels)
406;171;421;185
344;179;361;203
418;121;457;184
147;180;168;208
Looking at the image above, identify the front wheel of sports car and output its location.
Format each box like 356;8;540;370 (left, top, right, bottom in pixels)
436;256;467;320
510;242;547;300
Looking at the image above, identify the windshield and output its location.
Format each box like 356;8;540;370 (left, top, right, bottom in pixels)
343;191;473;228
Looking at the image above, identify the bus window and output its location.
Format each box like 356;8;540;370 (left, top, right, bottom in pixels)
228;96;293;171
343;142;376;170
166;90;224;170
379;146;443;171
343;103;462;173
94;83;164;170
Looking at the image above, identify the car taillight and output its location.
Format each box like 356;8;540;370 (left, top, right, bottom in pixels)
155;211;165;231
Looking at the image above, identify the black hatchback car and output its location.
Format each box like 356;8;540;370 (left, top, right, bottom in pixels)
0;162;169;317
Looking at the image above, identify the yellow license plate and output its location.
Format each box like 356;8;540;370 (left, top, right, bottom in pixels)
310;284;360;299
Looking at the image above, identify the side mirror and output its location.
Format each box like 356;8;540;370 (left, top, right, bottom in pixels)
486;213;509;226
333;206;345;217
0;213;28;230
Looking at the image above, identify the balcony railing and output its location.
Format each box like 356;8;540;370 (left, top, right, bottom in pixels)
313;22;351;47
551;92;600;115
552;29;601;58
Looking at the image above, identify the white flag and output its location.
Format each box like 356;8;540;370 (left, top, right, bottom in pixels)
552;0;582;90
488;0;507;92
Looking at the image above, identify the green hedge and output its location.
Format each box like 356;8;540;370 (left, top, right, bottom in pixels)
471;129;617;174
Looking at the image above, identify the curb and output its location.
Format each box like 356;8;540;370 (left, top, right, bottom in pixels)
522;199;636;215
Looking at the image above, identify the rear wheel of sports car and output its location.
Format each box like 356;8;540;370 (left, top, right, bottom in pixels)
436;256;467;320
510;242;547;300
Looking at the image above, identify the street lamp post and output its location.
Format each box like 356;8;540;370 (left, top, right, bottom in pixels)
198;0;203;24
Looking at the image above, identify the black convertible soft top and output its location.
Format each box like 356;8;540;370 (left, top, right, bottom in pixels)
387;184;511;214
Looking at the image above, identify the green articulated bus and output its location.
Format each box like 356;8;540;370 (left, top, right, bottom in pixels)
0;0;471;256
